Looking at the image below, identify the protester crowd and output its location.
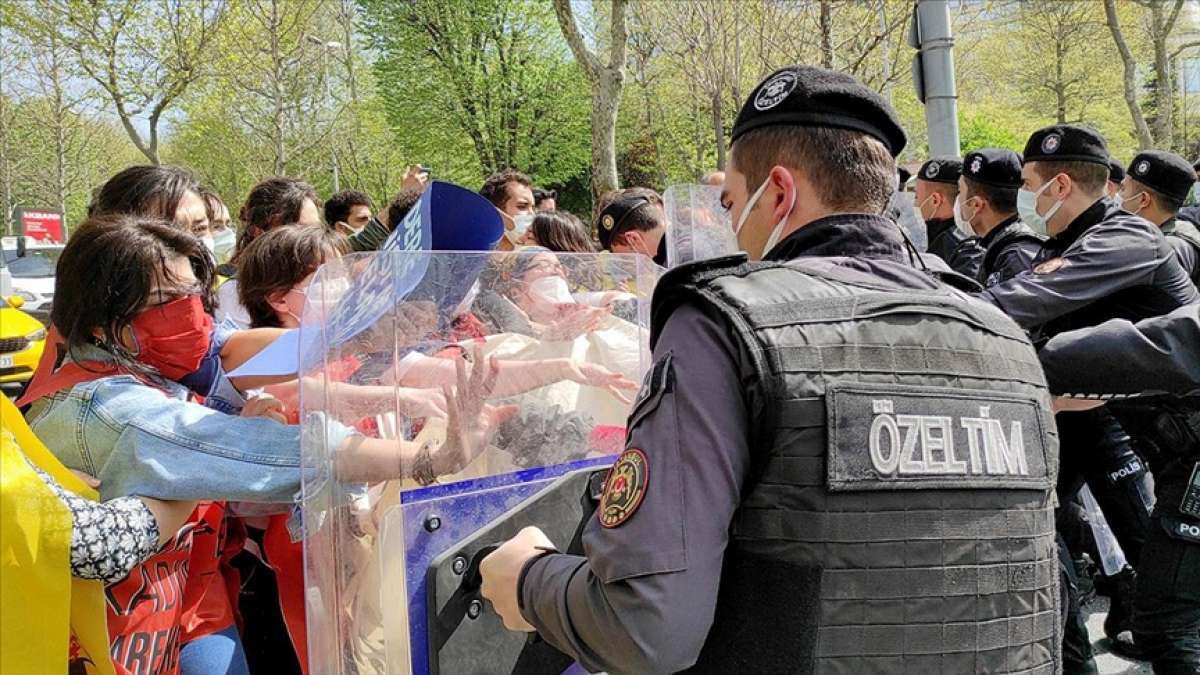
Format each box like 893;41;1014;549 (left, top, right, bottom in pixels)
2;61;1200;675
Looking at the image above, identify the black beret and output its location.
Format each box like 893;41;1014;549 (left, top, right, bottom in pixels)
596;192;654;250
917;158;962;185
1127;150;1195;203
1023;124;1109;166
962;149;1022;189
1108;158;1125;183
897;166;912;187
731;65;906;157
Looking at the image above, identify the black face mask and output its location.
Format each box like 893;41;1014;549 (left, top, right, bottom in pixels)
653;235;667;266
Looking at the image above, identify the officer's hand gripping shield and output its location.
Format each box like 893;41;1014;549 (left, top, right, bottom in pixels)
299;250;654;674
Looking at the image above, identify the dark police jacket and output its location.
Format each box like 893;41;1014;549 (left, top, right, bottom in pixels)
926;216;985;279
979;199;1198;339
976;215;1043;288
1162;217;1200;285
520;214;1061;675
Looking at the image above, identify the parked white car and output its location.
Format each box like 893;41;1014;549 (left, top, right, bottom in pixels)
1;237;62;323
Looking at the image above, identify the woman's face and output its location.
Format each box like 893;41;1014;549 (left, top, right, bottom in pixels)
274;271;316;329
117;254;198;350
175;190;210;239
519;253;565;286
514;253;569;321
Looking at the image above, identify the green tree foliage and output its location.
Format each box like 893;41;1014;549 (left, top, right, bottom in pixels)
361;0;591;189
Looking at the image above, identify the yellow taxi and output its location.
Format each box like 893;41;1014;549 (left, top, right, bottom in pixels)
0;294;46;393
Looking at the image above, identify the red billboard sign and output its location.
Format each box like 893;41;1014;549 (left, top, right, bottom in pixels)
17;208;65;243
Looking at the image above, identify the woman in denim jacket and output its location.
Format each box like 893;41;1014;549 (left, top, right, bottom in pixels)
21;214;505;675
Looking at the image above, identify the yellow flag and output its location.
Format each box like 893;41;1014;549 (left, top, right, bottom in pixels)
1;395;115;675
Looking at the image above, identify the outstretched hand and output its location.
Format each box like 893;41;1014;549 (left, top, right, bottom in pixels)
562;361;639;404
433;344;518;476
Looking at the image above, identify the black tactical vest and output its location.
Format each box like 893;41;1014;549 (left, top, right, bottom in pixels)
1164;218;1200;284
657;254;1061;675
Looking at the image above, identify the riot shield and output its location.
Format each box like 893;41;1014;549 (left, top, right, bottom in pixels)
300;250;655;675
662;184;736;267
884;189;929;252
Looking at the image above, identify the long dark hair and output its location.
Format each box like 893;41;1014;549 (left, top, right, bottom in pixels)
237;224;349;328
52;215;216;379
529;211;595;253
88;165;201;225
233;177;320;263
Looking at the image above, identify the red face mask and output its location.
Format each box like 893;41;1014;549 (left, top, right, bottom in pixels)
129;295;213;379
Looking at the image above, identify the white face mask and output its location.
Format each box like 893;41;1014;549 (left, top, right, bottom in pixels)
1122;191;1147;216
201;234;216;256
505;213;535;244
733;176;796;259
1112;192;1124;210
952;195;977;236
915;194;934;222
528;275;574;306
1017;178;1063;236
212;228;236;263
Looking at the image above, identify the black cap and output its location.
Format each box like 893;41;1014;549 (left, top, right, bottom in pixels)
731;65;906;157
1107;158;1125;183
1023;124;1109;166
897;166;912;188
1127;150;1195;203
917;158;962;186
596;193;654;250
962;149;1022;189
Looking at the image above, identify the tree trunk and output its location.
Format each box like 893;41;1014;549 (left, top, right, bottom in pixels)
1151;2;1177;145
1104;0;1154;149
819;0;834;69
591;68;621;202
1055;41;1067;124
711;90;726;171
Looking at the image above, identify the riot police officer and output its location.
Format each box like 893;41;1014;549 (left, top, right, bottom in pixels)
914;157;985;277
1120;150;1200;285
957;148;1043;287
480;65;1060;674
1107;158;1126;203
1041;306;1200;674
978;124;1199;656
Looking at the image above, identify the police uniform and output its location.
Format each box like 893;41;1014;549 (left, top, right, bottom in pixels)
979;125;1199;660
1126;150;1200;285
517;65;1060;675
1041;303;1200;397
961;149;1043;288
918;158;986;278
1040;304;1200;673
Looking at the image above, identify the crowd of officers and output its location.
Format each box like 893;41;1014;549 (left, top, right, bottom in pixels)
476;64;1200;675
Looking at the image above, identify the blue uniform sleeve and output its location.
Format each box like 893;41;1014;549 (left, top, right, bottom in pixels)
520;303;751;674
1040;303;1200;397
979;221;1173;329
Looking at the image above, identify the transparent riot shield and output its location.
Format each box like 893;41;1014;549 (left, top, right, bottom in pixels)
299;250;654;675
884;189;929;252
663;184;736;267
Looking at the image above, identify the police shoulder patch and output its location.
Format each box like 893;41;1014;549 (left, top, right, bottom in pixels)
598;448;649;528
1034;257;1066;275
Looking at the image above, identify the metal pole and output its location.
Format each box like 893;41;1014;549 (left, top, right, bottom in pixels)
916;0;960;157
323;49;340;193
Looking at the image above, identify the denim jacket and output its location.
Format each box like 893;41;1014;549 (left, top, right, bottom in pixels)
25;346;355;503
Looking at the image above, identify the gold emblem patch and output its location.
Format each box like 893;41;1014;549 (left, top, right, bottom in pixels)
601;214;615;230
1034;257;1066;275
598;448;649;528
